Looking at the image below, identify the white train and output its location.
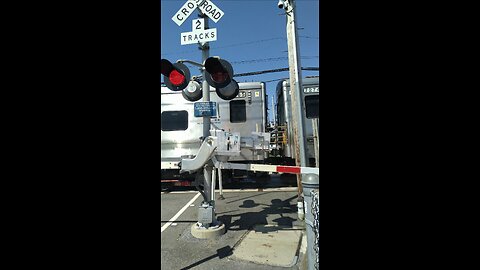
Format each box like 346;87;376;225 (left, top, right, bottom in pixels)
161;77;319;181
161;81;268;180
274;77;319;167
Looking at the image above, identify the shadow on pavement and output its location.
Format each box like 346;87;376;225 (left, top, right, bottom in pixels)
171;194;301;269
179;245;233;270
218;195;298;231
226;191;273;204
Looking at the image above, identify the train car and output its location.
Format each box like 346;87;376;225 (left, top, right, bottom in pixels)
161;81;268;180
275;77;319;167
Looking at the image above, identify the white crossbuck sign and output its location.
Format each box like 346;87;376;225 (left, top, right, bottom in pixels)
172;0;224;26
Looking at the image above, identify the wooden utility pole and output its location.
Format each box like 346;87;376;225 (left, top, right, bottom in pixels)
285;0;309;200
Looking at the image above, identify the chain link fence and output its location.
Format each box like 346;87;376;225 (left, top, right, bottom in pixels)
311;189;319;270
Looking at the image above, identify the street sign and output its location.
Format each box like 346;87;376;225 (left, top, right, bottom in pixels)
181;18;217;45
194;101;217;117
172;0;224;26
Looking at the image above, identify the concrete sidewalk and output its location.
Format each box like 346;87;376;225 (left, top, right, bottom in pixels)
232;224;304;267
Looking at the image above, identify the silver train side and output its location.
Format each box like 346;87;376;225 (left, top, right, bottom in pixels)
161;82;268;179
275;77;319;167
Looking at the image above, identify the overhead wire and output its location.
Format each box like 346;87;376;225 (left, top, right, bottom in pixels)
161;36;317;56
161;37;284;56
230;56;318;64
298;35;319;39
192;67;319;80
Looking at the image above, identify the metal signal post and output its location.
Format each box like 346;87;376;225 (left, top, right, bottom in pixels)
199;11;216;229
164;0;231;238
200;12;211;147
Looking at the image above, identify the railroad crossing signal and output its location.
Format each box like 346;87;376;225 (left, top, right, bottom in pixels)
168;0;228;235
161;57;238;101
160;59;191;91
161;59;202;101
204;57;239;100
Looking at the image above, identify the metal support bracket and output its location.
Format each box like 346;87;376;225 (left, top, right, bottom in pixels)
179;136;217;174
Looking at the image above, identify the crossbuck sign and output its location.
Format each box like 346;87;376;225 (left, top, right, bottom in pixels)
172;0;224;26
172;0;224;46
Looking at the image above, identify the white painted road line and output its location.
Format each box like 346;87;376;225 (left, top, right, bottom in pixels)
161;192;201;233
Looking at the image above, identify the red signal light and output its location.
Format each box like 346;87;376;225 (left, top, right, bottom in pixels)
211;71;228;84
204;57;234;90
169;69;185;85
161;59;190;91
204;57;238;100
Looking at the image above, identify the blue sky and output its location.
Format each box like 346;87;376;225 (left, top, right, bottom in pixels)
161;0;319;122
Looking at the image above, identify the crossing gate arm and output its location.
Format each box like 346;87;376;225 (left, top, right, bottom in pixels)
250;164;319;175
211;157;319;176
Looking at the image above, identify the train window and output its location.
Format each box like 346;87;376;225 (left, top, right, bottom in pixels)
229;100;246;123
161;111;188;131
305;95;319;119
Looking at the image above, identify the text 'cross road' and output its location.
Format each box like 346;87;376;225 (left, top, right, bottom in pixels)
172;0;224;26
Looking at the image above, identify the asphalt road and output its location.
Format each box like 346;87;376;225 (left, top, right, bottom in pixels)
161;183;306;269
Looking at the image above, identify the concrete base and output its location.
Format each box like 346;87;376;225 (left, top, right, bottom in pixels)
191;222;226;239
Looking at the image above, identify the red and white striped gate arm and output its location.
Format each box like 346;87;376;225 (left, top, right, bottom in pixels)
216;161;319;176
162;160;319;176
250;164;319;175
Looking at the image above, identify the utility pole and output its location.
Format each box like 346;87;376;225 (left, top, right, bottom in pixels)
285;0;309;213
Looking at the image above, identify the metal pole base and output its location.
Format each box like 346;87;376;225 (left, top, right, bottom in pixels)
191;222;226;239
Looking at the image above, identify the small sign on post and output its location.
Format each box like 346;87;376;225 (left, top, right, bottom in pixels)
181;18;217;45
194;101;217;117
